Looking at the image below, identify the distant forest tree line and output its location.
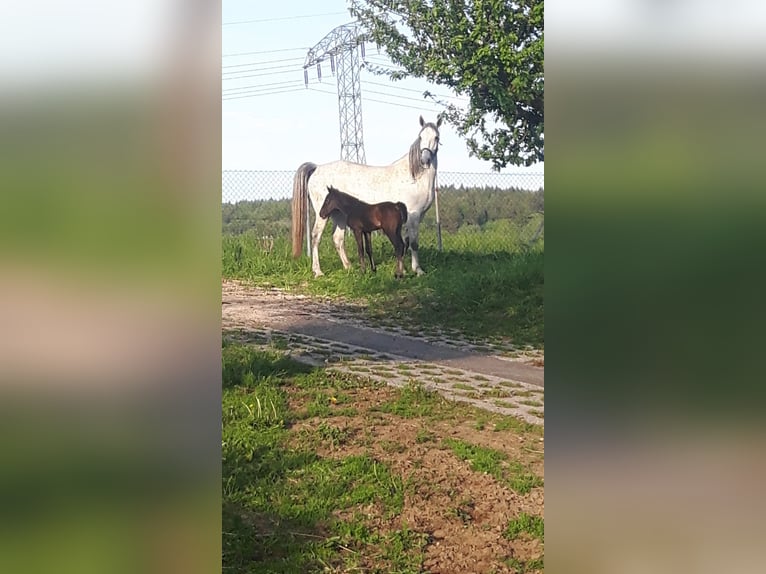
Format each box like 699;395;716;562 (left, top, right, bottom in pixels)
222;185;544;237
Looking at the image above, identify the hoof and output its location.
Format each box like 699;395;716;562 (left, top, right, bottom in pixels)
313;270;324;278
415;267;425;276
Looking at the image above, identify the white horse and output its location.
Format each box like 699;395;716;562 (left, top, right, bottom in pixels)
292;115;441;277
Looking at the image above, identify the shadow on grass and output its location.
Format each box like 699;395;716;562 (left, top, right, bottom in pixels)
222;344;415;572
223;234;544;348
222;338;314;390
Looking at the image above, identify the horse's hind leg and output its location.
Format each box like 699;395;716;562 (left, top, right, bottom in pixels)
406;213;425;275
386;226;405;279
310;214;329;277
331;220;352;270
364;232;376;273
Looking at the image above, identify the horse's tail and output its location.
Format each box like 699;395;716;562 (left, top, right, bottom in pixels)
292;162;317;258
396;202;409;224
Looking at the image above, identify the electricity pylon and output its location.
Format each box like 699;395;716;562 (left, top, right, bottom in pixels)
304;22;366;164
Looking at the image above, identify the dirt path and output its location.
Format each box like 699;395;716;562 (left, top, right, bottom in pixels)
222;280;544;425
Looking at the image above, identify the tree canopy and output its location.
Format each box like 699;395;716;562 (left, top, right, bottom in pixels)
350;0;544;169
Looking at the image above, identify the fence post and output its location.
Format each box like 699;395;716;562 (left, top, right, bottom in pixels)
434;185;443;252
305;192;311;257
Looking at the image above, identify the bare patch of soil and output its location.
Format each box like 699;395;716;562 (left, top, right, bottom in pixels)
288;384;544;573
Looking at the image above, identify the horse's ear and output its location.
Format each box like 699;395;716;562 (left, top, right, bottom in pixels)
419;115;425;127
436;116;443;127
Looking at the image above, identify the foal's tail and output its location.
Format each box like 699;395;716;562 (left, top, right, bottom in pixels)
396;202;409;224
292;162;318;258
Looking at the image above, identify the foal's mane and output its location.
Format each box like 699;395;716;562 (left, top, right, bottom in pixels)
326;185;361;209
408;122;440;180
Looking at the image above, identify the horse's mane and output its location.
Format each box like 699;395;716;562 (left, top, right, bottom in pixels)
408;122;439;180
408;137;424;181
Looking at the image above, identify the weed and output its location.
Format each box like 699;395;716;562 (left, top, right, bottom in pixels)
499;381;524;388
443;438;543;494
415;428;436;443
505;555;544;573
376;381;443;418
380;439;407;454
505;512;544;542
481;388;513;398
316;421;352;448
520;399;544;407
452;382;477;391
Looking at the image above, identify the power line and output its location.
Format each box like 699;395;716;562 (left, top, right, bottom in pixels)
223;79;304;93
362;79;467;102
222;83;335;101
223;62;304;76
362;87;450;106
222;68;304;81
223;47;308;58
222;56;305;69
223;11;347;26
362;60;406;72
223;87;309;101
307;87;339;96
363;97;442;112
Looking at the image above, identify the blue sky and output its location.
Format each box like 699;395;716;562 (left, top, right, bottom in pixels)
222;0;544;175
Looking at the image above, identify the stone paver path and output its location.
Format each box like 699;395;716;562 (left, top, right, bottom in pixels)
222;280;544;425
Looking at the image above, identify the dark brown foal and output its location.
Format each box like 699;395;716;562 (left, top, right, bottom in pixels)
319;185;408;278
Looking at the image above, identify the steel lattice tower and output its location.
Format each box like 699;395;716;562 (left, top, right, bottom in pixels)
304;22;366;164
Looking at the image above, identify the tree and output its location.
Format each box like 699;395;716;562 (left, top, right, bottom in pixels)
350;0;543;169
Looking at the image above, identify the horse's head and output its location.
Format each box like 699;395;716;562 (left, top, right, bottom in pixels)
319;186;340;219
418;115;442;168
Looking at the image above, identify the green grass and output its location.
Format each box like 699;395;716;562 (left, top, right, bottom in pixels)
505;556;545;573
452;382;477;391
505;512;544;542
500;381;524;388
493;416;537;433
222;233;543;347
520;399;544;407
503;513;544;573
375;381;446;419
415;428;436;443
222;341;543;572
223;344;417;572
443;439;543;494
481;388;513;398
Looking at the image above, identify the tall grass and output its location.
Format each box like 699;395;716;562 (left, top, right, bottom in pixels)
223;228;543;348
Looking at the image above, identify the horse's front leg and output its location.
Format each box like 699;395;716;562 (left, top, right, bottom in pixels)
406;213;425;275
364;232;376;273
331;219;352;270
352;229;365;272
310;214;329;277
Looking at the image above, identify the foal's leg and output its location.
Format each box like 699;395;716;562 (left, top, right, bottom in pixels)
406;212;425;275
330;216;353;270
352;228;366;272
364;232;376;273
385;225;406;279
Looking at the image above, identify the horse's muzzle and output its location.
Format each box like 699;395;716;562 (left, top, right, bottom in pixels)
420;148;435;166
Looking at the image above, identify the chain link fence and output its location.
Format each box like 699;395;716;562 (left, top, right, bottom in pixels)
222;170;544;254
